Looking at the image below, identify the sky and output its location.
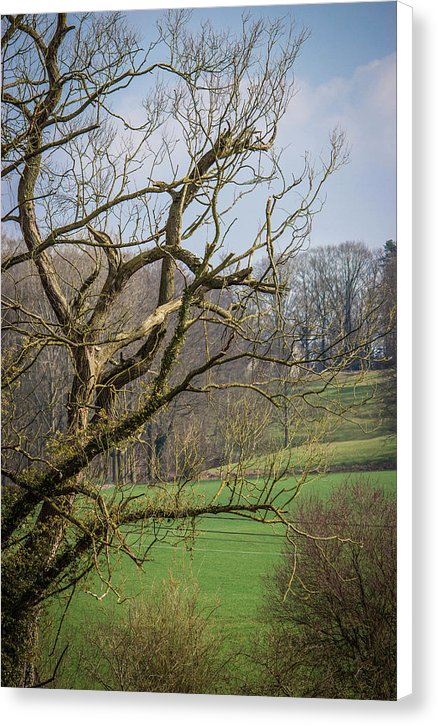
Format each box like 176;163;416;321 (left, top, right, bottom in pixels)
123;2;397;249
2;1;397;251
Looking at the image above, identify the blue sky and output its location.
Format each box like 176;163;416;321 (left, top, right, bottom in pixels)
3;2;397;251
177;2;396;84
124;2;397;249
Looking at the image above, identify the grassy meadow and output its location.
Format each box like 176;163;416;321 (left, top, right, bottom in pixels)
46;469;396;690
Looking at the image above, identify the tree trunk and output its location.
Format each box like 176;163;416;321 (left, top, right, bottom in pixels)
1;351;98;687
1;601;40;687
1;532;43;688
2;575;30;686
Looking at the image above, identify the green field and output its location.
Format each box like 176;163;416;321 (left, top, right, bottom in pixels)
46;469;396;689
302;370;395;438
207;371;396;475
217;432;396;475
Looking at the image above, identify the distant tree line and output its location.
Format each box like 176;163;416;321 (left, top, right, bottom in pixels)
267;239;396;371
2;235;396;485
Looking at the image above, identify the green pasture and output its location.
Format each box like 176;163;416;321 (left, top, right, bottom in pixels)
307;370;395;441
45;469;396;689
282;432;396;470
207;431;396;479
206;370;396;475
276;369;395;444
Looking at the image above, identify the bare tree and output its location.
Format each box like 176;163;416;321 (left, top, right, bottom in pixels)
1;10;365;687
377;240;397;430
380;240;397;365
281;242;382;370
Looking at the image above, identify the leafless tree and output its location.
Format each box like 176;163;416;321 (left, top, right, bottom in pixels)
280;242;382;369
1;10;374;687
380;240;397;365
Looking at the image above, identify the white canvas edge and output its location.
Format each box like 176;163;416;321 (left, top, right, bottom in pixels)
396;0;412;702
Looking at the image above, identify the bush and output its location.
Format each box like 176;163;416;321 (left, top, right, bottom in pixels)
255;481;396;700
84;576;226;694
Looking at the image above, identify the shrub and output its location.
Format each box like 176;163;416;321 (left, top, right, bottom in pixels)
84;576;226;694
255;481;396;700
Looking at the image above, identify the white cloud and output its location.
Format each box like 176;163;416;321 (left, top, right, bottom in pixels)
281;53;396;169
273;53;396;248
